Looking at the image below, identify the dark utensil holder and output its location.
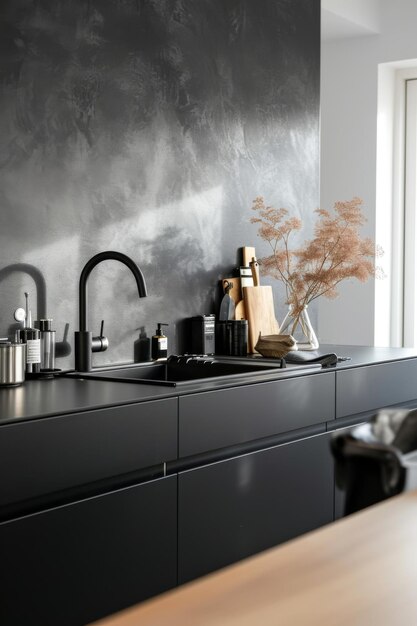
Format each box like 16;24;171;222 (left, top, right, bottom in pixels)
216;320;248;356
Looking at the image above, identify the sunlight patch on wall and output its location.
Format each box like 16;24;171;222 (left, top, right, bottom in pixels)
94;185;224;273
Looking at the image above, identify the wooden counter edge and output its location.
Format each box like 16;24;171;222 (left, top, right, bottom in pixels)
90;490;417;626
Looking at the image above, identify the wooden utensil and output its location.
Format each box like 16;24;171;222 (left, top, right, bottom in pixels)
249;257;260;286
243;285;280;353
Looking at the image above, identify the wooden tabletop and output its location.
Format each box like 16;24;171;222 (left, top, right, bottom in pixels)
92;490;417;626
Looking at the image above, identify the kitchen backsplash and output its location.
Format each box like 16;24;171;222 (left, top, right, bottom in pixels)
0;0;320;368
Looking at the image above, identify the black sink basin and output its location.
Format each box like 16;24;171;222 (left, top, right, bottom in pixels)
66;355;288;387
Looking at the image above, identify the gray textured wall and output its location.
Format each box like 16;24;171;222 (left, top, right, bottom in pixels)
0;0;320;368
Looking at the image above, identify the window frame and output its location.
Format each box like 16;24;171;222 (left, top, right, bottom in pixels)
375;64;417;347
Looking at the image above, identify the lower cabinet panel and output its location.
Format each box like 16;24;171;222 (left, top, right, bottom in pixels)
178;432;334;584
0;476;177;626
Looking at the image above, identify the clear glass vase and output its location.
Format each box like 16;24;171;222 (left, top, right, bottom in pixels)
279;304;319;351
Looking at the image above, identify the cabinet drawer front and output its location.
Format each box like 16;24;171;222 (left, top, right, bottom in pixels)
0;398;177;507
336;359;417;418
178;432;334;583
179;373;335;457
0;476;177;626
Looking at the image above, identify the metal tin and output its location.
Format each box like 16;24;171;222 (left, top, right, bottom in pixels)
38;319;56;370
0;342;26;386
190;315;216;355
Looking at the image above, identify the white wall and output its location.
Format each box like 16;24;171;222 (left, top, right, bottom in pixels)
319;0;417;346
322;0;380;39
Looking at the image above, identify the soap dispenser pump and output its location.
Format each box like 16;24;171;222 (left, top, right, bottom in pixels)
152;323;169;360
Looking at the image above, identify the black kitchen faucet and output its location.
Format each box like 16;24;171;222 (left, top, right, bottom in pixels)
74;251;147;371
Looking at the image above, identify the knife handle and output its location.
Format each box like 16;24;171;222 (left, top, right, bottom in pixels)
250;258;260;286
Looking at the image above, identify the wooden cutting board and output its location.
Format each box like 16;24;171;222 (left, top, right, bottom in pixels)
241;246;256;267
243;286;280;353
235;299;246;320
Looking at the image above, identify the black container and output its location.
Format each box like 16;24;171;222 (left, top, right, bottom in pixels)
215;320;248;356
231;320;248;356
215;321;231;356
190;315;215;355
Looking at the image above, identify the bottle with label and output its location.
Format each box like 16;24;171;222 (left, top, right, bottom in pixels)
152;323;169;360
19;309;41;375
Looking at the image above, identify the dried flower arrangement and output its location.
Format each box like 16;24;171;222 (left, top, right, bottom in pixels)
250;196;383;334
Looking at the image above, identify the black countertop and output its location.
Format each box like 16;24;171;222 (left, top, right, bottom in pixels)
1;345;417;426
319;344;417;368
0;377;176;425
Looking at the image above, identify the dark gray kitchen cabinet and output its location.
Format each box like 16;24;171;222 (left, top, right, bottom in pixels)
0;398;177;509
336;359;417;419
178;430;334;584
179;372;335;457
2;347;415;622
0;475;177;626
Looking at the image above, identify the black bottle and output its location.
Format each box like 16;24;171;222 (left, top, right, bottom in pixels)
152;323;168;360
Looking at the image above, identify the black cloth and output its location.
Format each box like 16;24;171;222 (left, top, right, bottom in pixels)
285;350;339;367
331;408;417;515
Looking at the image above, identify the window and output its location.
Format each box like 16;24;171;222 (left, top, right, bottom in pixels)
376;63;417;347
403;78;417;346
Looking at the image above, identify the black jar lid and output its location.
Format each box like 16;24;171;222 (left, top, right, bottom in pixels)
38;318;53;331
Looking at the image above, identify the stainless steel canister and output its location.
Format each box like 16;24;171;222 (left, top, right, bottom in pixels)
38;318;56;370
0;342;26;386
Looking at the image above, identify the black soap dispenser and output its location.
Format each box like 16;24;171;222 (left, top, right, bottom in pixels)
152;323;169;360
134;327;151;362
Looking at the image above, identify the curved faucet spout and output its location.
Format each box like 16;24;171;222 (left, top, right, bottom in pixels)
75;251;147;371
79;251;147;332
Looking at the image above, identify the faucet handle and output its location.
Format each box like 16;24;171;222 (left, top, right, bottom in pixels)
92;319;109;353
